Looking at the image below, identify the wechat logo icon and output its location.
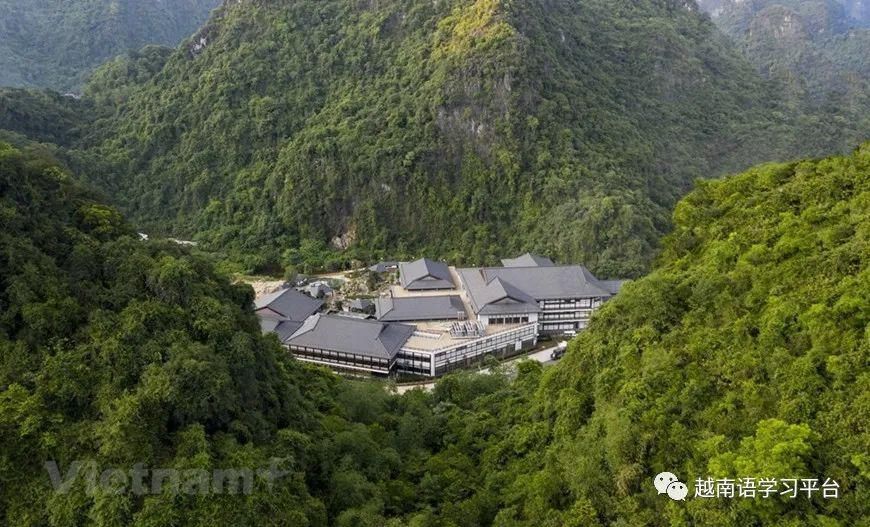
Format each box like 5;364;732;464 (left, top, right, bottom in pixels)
654;472;688;501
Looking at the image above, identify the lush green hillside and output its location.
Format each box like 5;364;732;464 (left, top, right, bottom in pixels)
0;141;548;526
1;141;867;524
50;0;860;278
697;0;870;118
0;143;445;525
0;142;322;523
0;0;219;91
442;143;869;526
0;89;91;146
700;0;869;25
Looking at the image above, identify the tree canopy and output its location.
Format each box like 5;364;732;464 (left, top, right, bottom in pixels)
0;0;219;92
3;0;865;277
2;141;867;525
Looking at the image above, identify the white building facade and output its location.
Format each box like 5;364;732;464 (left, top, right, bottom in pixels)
396;322;539;377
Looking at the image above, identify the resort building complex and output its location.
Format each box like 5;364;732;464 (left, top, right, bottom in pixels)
256;254;624;377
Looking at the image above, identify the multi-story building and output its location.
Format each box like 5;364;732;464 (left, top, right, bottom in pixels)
256;255;623;377
457;255;622;334
396;321;539;377
284;314;415;375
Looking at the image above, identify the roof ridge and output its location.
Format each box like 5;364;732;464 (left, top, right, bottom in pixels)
491;263;587;270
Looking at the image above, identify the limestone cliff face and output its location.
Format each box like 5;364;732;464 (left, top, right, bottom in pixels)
748;4;809;44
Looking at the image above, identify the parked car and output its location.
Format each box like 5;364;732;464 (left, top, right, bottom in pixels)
550;341;569;360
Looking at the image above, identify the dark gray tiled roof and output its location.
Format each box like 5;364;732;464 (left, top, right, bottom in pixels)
399;258;454;290
375;294;466;322
481;266;612;299
304;282;333;298
456;271;541;316
254;288;324;321
285;314;414;359
501;253;555;267
258;315;304;342
474;277;541;315
457;265;614;315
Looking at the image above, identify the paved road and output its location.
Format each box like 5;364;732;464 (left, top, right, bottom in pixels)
394;343;566;394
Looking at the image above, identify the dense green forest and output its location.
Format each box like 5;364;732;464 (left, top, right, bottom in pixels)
1;0;863;278
0;0;219;91
1;1;867;525
697;0;870;115
0;142;501;526
474;142;869;526
2;138;867;525
0;89;91;146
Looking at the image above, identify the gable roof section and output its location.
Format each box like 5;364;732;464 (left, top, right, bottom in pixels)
399;258;454;290
480;265;613;300
285;314;414;360
501;253;555;267
458;265;614;315
459;273;541;316
258;315;305;342
375;294;466;322
254;288;324;321
479;277;538;306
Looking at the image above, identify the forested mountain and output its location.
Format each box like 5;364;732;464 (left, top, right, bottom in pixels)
16;0;850;279
1;0;867;525
0;88;91;146
699;0;869;24
696;0;870;111
0;142;324;523
470;142;870;526
0;142;482;525
0;0;220;91
397;144;869;527
2;140;866;525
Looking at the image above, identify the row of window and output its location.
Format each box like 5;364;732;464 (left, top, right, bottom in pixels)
395;359;432;375
487;316;531;325
289;346;391;370
435;336;512;364
433;338;535;376
289;324;542;377
540;311;592;321
542;297;594;304
396;348;434;375
542;302;596;310
433;326;537;367
400;350;432;362
540;322;579;331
